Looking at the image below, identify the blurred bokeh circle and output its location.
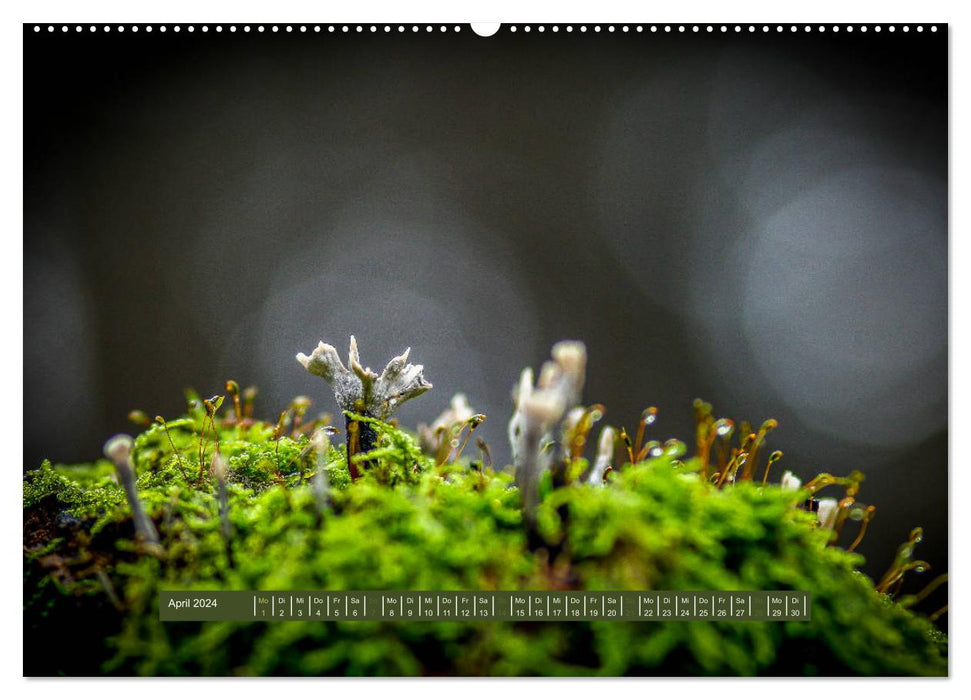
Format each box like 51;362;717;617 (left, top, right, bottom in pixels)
741;166;946;448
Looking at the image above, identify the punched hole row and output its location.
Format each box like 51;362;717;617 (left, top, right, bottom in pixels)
32;24;940;34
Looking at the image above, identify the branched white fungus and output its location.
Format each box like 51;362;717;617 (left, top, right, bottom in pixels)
297;336;432;419
508;341;588;523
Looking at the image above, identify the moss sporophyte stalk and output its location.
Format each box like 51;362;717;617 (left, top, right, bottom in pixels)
23;337;947;676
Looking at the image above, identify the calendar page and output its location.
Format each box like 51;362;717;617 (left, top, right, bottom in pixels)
22;19;948;678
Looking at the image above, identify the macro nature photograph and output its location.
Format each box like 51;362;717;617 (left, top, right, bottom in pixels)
22;20;948;677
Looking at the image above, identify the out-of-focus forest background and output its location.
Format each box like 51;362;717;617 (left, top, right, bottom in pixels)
24;25;947;594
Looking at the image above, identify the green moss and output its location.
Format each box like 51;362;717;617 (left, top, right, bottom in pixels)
23;399;947;677
24;459;126;518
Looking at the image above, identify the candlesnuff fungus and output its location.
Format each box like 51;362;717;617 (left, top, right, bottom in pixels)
102;434;160;546
211;452;234;567
817;497;840;530
417;393;488;465
297;336;432;470
418;393;476;454
310;427;331;514
23;349;950;676
509;341;587;529
781;470;802;491
588;425;617;485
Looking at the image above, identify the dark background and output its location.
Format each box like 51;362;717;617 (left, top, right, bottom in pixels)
24;24;947;615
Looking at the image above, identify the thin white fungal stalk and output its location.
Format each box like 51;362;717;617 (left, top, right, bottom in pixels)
781;470;802;491
560;406;586;461
816;498;840;530
311;428;332;513
418;393;476;455
509;341;588;527
103;434;160;546
211;452;234;563
516;392;564;523
508;367;535;473
588;426;617;485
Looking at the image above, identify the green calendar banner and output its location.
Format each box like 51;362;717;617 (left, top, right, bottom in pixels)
160;591;811;622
